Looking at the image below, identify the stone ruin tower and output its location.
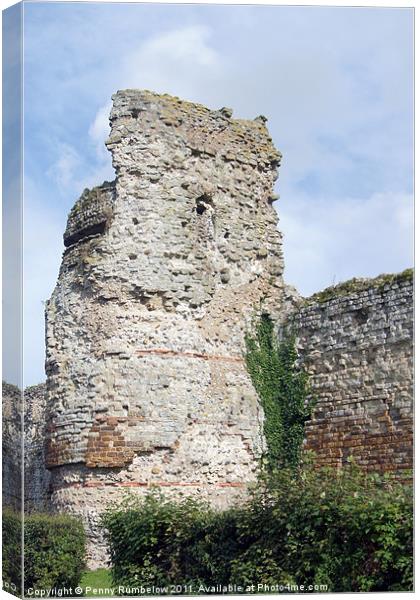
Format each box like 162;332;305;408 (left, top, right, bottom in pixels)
45;90;293;564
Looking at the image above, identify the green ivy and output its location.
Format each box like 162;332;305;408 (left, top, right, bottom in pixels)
245;313;314;470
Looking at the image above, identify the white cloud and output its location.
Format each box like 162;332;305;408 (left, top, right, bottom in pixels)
279;191;414;296
134;25;218;69
119;25;221;97
46;143;82;191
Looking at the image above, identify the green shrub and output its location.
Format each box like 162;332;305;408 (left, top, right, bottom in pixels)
24;512;86;593
2;510;86;596
102;492;242;592
234;461;413;592
102;464;413;593
2;509;22;595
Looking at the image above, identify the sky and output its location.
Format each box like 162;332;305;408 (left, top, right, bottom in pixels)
8;1;414;386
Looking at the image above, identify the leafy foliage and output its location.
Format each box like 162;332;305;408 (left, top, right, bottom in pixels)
2;509;22;595
2;509;86;595
245;313;314;469
235;460;413;592
102;493;241;592
103;464;413;593
24;512;86;592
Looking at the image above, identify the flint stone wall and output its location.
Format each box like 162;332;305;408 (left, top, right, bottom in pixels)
2;382;50;512
45;90;297;567
24;384;51;511
2;382;22;510
287;271;413;474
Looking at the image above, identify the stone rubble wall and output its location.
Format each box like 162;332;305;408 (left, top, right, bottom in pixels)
285;271;413;475
24;384;51;511
64;181;116;248
45;90;297;567
2;382;50;512
2;382;22;510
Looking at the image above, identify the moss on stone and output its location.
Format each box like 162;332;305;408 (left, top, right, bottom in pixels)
305;268;413;306
69;180;115;218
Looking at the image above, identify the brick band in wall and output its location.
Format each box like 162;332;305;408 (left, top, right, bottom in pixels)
52;480;246;490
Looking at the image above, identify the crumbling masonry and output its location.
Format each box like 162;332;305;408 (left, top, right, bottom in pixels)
2;90;413;568
44;90;299;565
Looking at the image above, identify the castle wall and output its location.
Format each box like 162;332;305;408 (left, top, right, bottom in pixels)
2;382;50;512
45;90;295;567
2;382;22;510
288;272;413;474
24;384;51;511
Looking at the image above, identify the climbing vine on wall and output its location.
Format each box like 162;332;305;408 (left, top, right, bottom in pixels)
245;313;315;470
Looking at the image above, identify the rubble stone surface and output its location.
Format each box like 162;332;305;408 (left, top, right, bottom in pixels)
285;271;413;474
24;384;51;511
2;382;50;512
2;382;22;510
44;90;295;566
